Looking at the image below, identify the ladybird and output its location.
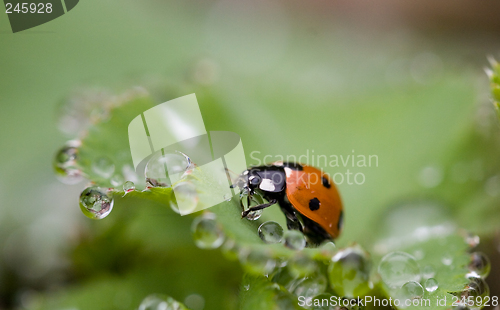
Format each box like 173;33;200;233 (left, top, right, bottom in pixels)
235;161;344;245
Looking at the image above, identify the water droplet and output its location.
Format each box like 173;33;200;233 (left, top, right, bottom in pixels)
258;221;284;244
191;213;224;249
318;241;336;259
288;254;317;278
462;277;490;307
145;151;192;188
110;174;124;187
400;281;424;300
467;252;490;278
183;294;204;310
91;156;115;179
53;141;83;184
292;275;328;299
328;245;371;298
138;294;187;310
123;181;135;193
462;231;480;248
79;186;114;220
243;284;250;291
425;278;439;292
442;254;453;266
418;165;443;188
283;230;306;251
240;193;266;220
422;265;436;279
223;193;232;202
378;252;420;288
239;247;276;275
245;209;262;221
173;182;199;214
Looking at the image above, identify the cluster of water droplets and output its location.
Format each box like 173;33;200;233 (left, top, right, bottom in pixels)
59;148;198;220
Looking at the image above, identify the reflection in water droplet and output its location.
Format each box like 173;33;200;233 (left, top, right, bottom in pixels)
123;181;135;193
467;252;490;278
288;254;317;278
418;165;443;188
328;245;371;298
138;294;187;310
378;252;420;288
245;209;262;221
462;231;480;248
400;281;424;300
191;213;224;249
462;277;490;308
283;230;306;251
258;221;284;244
79;186;114;220
92;156;115;179
53;141;83;184
293;275;328;299
145;151;192;188
425;278;439;292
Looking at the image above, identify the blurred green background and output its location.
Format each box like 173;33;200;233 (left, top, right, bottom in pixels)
1;0;500;309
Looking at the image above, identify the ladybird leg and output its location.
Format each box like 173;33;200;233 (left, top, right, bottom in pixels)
241;199;278;218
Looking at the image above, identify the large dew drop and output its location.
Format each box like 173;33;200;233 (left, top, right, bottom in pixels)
79;186;114;220
191;213;224;249
378;252;420;288
138;294;188;310
283;230;306;251
467;252;490;278
258;221;284;244
53;141;83;184
398;281;424;302
145;151;192;188
173;181;199;214
328;245;372;298
292;275;328;299
288;254;317;278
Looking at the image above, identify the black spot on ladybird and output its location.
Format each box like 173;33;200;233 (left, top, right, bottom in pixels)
309;197;320;211
322;176;331;189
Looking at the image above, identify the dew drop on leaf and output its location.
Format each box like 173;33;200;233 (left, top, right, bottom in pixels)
258;221;284;244
425;278;439;292
122;181;135;193
91;156;115;179
145;151;192;188
79;186;114;220
292;275;328;299
173;181;199;214
53;141;83;184
191;213;224;249
467;252;490;278
378;251;420;288
328;245;371;298
245;209;262;221
400;281;424;300
283;230;306;251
